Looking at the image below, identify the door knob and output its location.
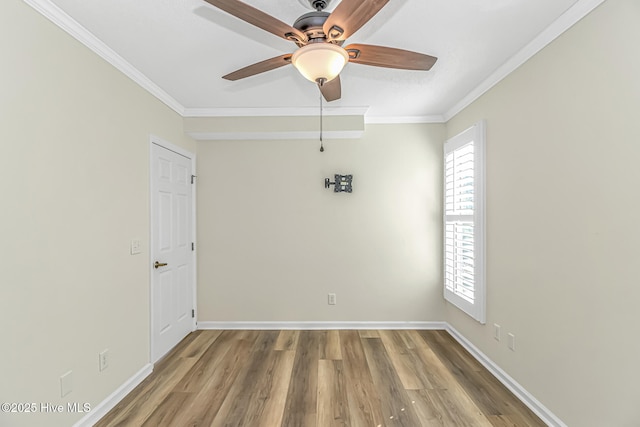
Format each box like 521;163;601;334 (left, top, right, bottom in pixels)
154;261;168;269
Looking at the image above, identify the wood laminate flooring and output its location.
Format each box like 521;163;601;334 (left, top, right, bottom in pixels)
96;330;545;427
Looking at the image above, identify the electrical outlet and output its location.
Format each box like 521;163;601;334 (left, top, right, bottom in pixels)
493;323;501;341
60;371;73;397
99;349;109;371
508;333;516;351
328;293;336;305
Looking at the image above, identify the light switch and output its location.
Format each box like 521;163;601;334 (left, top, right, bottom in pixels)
130;239;142;255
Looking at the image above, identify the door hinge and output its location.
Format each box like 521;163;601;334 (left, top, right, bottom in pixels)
191;175;197;184
192;309;195;318
191;242;195;251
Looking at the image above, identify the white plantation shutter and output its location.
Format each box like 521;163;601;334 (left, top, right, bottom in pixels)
444;121;485;323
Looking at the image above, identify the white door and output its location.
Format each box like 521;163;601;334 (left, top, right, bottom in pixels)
150;142;195;362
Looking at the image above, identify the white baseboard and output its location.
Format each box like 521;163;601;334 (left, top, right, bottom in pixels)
72;363;153;427
73;323;565;427
445;325;566;427
197;320;447;330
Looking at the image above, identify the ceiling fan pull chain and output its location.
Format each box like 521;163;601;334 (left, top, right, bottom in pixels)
319;94;324;152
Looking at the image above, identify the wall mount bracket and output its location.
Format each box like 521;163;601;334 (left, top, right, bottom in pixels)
325;174;353;192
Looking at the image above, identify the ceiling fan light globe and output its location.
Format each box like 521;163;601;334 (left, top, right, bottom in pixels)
291;43;348;83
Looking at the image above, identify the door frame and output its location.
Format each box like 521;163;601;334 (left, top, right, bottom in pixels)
149;135;197;363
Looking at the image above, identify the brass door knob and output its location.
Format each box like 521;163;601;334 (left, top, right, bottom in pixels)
154;261;168;269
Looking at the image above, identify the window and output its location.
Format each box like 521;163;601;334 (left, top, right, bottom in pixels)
444;121;486;323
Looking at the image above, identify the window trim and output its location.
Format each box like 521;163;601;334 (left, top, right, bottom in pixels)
444;120;486;324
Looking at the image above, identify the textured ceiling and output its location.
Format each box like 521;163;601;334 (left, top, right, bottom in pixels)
44;0;583;120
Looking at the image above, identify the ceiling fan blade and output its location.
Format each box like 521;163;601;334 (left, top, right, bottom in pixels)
203;0;307;45
345;44;437;70
223;54;292;80
323;0;389;41
318;76;341;102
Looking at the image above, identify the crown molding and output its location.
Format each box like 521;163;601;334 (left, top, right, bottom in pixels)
23;0;185;116
443;0;606;121
187;130;364;141
25;0;604;126
183;106;369;118
365;115;445;124
185;108;444;124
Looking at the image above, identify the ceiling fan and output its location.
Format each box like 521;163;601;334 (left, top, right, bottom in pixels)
203;0;438;102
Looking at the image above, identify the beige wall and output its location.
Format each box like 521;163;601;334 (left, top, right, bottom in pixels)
445;1;640;426
196;123;445;322
4;0;638;426
0;1;195;426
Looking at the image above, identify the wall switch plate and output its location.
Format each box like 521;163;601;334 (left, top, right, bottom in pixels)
130;239;142;255
493;324;501;341
508;333;516;351
328;293;336;305
60;371;73;397
99;349;109;371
